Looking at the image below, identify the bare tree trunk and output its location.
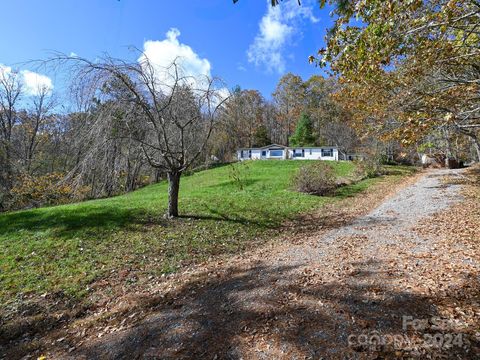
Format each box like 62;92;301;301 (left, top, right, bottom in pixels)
154;168;163;183
167;171;181;217
2;144;13;192
126;155;142;192
457;127;480;162
443;128;452;167
473;137;480;162
0;145;13;211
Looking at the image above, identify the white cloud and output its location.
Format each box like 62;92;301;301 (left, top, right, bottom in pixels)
247;0;319;73
138;28;229;108
237;64;247;72
281;0;319;24
0;64;53;96
21;70;53;96
0;64;12;77
139;28;212;91
215;87;231;106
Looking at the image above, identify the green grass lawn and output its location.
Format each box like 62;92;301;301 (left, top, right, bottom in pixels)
0;161;410;305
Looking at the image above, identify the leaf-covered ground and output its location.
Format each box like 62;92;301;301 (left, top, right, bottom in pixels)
0;161;419;357
28;166;477;360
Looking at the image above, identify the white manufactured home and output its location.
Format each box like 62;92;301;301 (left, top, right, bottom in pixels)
237;144;339;161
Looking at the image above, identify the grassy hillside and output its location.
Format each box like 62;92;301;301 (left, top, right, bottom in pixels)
0;160;377;303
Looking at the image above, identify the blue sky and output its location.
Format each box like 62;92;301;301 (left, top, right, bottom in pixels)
0;0;333;99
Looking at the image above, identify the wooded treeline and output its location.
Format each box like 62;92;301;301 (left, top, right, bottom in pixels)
312;0;480;163
2;0;479;213
0;56;225;215
0;59;363;212
234;0;480;164
1;58;475;213
212;74;359;160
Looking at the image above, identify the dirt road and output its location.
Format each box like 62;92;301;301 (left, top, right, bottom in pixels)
43;169;480;359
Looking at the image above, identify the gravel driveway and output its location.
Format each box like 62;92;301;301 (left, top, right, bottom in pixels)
285;168;464;264
57;169;478;359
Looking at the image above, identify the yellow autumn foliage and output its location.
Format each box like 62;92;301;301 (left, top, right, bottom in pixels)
11;173;78;209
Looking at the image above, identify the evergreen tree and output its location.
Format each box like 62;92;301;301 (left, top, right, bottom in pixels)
252;125;271;147
289;113;316;147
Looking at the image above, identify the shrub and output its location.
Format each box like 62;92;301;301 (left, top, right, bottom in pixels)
353;156;384;179
292;162;337;196
228;161;250;190
10;173;78;210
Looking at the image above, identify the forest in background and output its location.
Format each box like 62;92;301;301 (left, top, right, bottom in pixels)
1;0;479;212
0;66;366;212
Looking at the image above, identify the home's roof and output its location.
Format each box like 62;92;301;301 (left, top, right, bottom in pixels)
237;144;287;150
259;143;288;149
291;147;338;150
238;144;338;151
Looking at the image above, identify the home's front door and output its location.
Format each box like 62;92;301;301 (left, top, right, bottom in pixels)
261;150;267;158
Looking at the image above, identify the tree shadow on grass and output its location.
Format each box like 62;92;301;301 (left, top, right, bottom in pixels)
180;205;271;228
55;260;478;359
178;213;264;227
0;206;167;239
0;192;277;240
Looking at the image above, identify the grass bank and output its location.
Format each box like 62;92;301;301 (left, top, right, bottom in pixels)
0;161;414;304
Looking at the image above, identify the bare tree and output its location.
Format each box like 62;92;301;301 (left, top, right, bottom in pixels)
214;87;266;158
272;73;305;145
16;85;56;173
58;54;226;217
321;120;358;157
0;68;22;208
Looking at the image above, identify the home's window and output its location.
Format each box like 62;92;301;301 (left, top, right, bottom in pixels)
321;149;333;157
293;149;303;158
270;149;283;157
249;150;252;159
309;149;312;155
261;150;267;157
